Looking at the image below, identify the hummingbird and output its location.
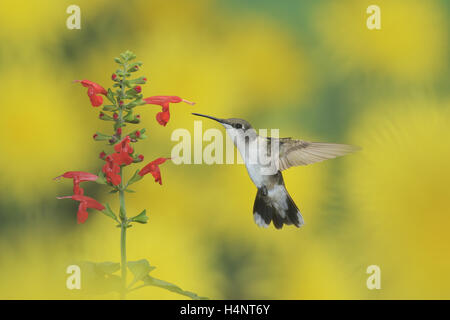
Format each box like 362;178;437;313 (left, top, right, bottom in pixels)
192;113;359;229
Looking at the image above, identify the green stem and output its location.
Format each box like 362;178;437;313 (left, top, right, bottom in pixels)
119;174;127;299
118;65;128;300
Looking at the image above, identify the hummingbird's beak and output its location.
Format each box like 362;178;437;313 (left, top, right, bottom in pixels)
191;113;226;124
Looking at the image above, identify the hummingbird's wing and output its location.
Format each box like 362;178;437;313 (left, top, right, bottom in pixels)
274;138;359;171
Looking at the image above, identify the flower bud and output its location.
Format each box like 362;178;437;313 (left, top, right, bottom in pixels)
113;113;119;120
134;86;142;93
99;112;105;119
112;73;117;81
135;130;141;138
119;101;124;106
93;134;98;140
99;151;107;159
116;128;122;136
138;155;144;161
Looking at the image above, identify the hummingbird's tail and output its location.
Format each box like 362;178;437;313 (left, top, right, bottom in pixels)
253;180;304;229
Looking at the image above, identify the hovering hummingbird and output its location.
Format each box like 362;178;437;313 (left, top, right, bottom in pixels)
192;113;359;229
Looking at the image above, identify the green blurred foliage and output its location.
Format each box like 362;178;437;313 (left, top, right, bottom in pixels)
0;0;449;299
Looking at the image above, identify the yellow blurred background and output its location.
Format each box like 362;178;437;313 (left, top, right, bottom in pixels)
0;0;449;299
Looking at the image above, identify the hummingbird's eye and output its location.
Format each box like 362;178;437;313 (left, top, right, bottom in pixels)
235;123;242;129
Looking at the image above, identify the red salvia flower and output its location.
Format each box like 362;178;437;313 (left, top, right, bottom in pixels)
102;156;121;185
138;157;170;185
114;136;134;154
57;194;105;224
101;136;135;185
74;80;108;107
54;171;98;196
143;96;195;126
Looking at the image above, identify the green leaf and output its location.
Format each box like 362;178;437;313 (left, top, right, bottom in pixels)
142;276;208;300
114;57;122;64
126;170;143;187
95;261;120;275
124;189;136;193
102;203;119;222
130;209;148;224
76;261;121;294
109;189;119;194
127;259;156;287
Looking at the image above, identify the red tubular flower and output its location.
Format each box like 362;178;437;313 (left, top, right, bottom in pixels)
143;96;195;126
138;157;170;185
114;136;134;154
101;136;135;185
57;194;105;224
74;80;108;107
54;171;98;195
102;156;121;185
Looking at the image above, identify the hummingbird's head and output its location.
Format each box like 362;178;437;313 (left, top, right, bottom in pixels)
192;113;256;142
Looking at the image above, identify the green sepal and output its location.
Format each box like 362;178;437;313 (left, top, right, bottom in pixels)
114;121;125;131
103;105;118;112
125;88;139;97
123;111;134;122
126;170;143;187
99;113;113;121
96;171;107;185
123;80;132;88
102;203;119;222
130;209;148;224
114;57;122;64
130;77;147;85
106;88;116;104
124;189;136;193
94;132;112;141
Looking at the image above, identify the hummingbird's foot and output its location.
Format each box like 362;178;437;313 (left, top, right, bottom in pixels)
260;186;268;196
